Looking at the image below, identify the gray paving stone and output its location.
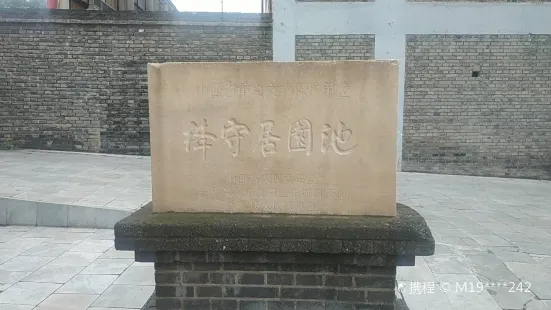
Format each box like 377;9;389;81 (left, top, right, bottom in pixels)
86;229;114;240
65;228;99;233
1;238;48;253
435;274;502;310
68;206;130;229
0;249;20;265
0;200;6;225
57;275;118;295
48;251;103;267
113;266;154;286
438;236;473;246
492;250;538;263
34;293;99;310
91;285;154;309
541;300;551;309
0;282;61;306
0;256;54;272
18;227;65;238
0;231;24;243
104;195;149;211
47;232;92;244
434;243;459;255
99;248;134;259
486;286;536;310
69;240;114;253
37;203;69;227
506;262;551;299
486;245;521;252
425;256;472;274
513;242;551;256
519;229;551;243
0;271;32;291
397;280;454;310
21;243;74;257
80;259;133;275
5;199;37;226
131;261;154;268
397;257;437;282
525;299;551;310
471;234;512;247
532;256;551;268
22;264;84;283
464;253;522;283
88;307;141;310
0;305;34;310
436;228;465;237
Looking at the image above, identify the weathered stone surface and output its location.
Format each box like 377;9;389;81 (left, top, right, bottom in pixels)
114;202;434;256
148;61;399;216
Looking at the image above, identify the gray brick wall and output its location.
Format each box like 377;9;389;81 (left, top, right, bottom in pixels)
0;9;272;154
408;0;550;2
403;34;551;179
297;0;374;2
153;252;396;310
295;34;375;61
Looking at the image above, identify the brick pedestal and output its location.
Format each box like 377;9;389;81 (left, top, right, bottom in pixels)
115;203;434;310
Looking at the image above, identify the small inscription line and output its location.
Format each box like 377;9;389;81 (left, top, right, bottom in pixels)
197;81;351;99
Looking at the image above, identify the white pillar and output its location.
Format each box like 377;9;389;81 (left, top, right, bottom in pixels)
375;34;406;171
58;0;70;9
272;0;296;62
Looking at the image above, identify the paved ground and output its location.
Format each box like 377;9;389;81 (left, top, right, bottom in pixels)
0;150;151;211
397;173;551;310
0;150;550;309
0;150;152;228
0;226;154;310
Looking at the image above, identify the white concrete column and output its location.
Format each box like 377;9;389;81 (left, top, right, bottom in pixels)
372;0;407;170
58;0;70;9
272;0;296;62
375;34;406;171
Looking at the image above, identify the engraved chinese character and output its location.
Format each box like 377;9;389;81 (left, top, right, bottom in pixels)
297;82;312;99
338;82;351;97
210;82;223;98
221;118;250;157
321;121;356;155
253;83;265;97
323;82;336;97
266;82;285;97
224;81;249;98
183;118;217;162
288;119;313;156
259;120;281;157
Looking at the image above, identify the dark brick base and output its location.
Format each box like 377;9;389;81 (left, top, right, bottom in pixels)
152;251;398;310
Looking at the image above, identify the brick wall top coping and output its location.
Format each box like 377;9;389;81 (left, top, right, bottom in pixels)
114;203;435;256
0;9;272;26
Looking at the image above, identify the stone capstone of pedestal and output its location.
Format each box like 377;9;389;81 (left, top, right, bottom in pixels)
115;203;434;310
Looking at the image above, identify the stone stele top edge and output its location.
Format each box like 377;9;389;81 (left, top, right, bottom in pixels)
148;60;400;67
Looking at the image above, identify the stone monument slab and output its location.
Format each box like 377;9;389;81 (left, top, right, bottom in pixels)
148;61;398;216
